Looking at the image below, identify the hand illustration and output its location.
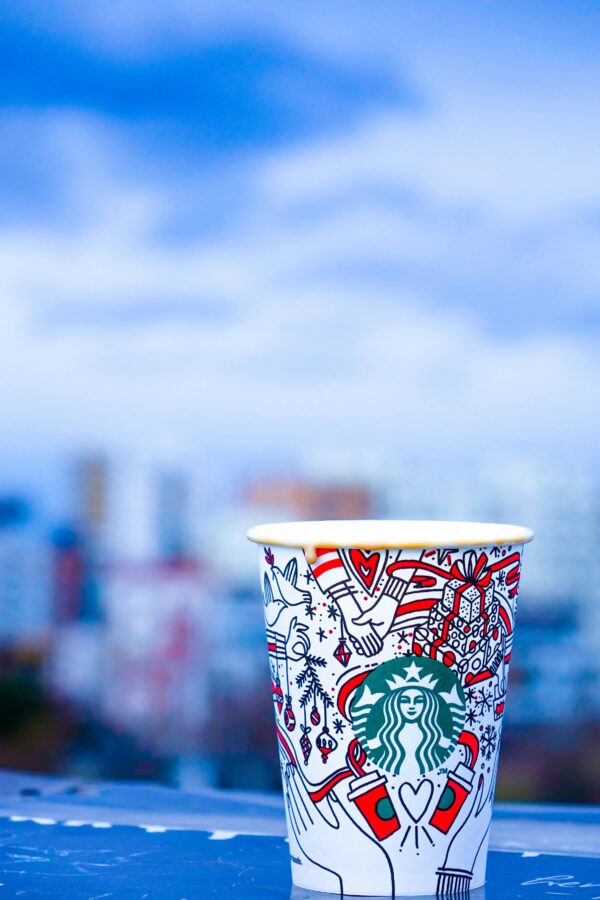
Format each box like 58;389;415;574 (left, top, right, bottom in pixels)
283;763;393;897
330;595;384;657
352;593;398;646
286;617;310;661
345;619;383;657
438;774;490;876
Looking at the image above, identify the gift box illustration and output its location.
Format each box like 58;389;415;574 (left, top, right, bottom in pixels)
442;551;495;623
414;551;501;675
248;521;533;897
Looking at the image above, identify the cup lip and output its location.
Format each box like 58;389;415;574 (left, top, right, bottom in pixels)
246;519;534;551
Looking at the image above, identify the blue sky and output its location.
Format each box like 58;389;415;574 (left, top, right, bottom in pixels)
0;0;599;499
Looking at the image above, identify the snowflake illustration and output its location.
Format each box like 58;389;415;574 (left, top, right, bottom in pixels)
475;689;493;716
497;571;505;587
333;717;345;735
327;604;340;621
317;627;327;642
481;724;498;761
305;603;315;621
304;570;314;585
465;708;477;727
464;687;477;704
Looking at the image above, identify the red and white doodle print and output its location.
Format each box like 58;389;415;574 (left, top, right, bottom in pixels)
258;541;524;898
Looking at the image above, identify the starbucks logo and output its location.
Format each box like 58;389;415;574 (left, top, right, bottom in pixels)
350;658;466;777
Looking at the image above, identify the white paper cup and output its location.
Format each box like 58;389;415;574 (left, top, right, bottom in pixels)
248;520;533;897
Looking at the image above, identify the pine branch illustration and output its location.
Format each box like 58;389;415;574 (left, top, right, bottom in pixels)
299;685;313;708
312;672;333;707
307;655;327;668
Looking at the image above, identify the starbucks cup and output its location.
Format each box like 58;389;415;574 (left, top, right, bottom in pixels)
247;520;533;897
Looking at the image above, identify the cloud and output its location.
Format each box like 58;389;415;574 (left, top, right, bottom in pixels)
0;132;598;465
0;14;411;157
0;5;598;471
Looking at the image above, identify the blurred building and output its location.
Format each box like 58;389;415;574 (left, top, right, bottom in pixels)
245;479;374;521
207;477;376;585
48;454;214;767
75;453;192;563
100;560;211;754
387;457;600;720
16;450;600;796
0;498;51;646
508;608;592;724
52;526;85;625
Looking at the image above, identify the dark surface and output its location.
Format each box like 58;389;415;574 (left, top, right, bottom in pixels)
0;771;597;898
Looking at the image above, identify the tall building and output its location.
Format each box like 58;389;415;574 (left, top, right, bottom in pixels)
49;454;210;754
75;453;193;564
0;498;51;645
51;526;85;625
75;456;109;548
100;560;211;753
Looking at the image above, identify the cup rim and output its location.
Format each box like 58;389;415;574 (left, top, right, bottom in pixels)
246;519;534;551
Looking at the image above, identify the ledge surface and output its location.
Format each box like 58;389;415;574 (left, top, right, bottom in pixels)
0;771;596;897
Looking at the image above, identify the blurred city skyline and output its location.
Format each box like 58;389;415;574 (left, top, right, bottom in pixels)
0;450;598;800
0;1;598;801
1;0;599;514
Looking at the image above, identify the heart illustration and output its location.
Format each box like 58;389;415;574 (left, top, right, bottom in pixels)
398;780;434;823
347;549;387;593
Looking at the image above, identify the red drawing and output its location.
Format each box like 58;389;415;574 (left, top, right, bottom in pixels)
346;549;388;592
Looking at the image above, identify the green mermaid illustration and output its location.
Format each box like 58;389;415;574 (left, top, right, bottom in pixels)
350;658;466;777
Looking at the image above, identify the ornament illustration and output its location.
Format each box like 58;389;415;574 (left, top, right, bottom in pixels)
266;617;303;734
334;637;352;667
284;696;296;731
333;618;352;668
272;677;283;714
350;657;466;777
300;724;312;765
257;538;526;898
296;653;333;728
316;725;338;763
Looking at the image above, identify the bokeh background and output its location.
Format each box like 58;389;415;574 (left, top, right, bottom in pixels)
0;1;599;802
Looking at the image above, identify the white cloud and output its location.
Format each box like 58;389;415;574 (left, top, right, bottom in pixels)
262;97;600;225
0;23;599;468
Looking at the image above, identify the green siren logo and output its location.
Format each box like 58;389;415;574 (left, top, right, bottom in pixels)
350;658;466;777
